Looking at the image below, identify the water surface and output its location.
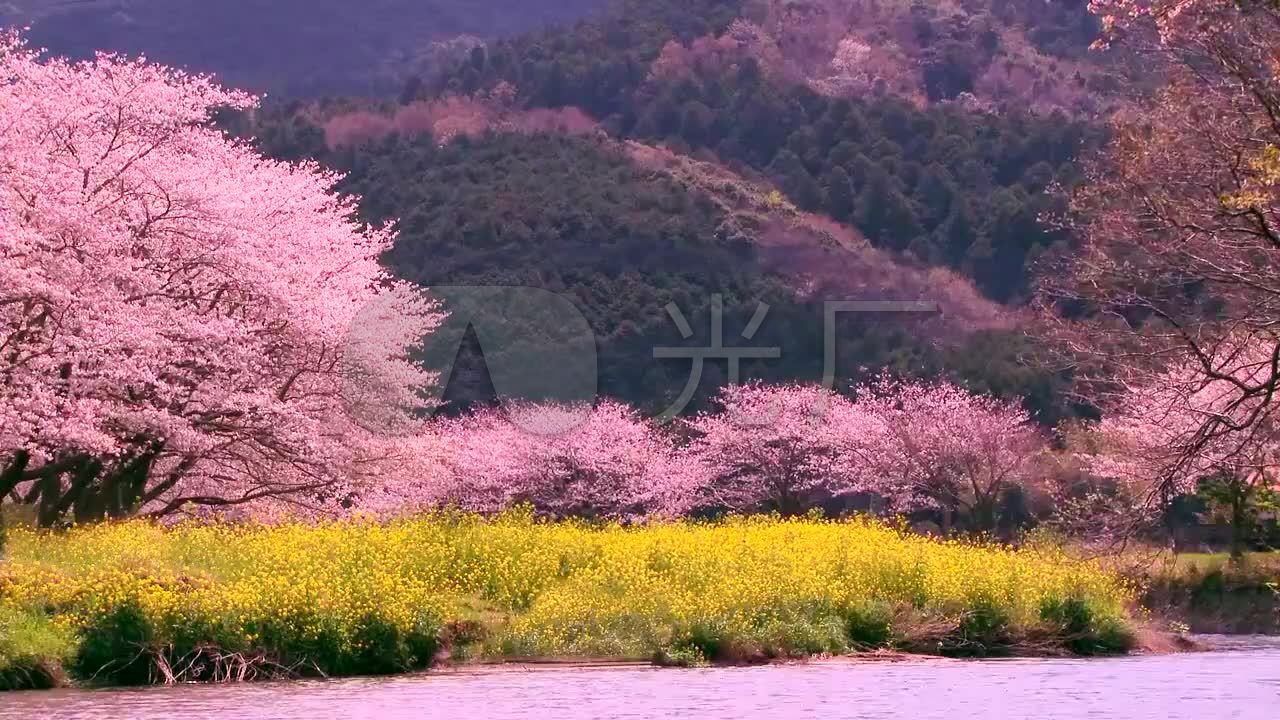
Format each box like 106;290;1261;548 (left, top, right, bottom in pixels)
6;636;1277;719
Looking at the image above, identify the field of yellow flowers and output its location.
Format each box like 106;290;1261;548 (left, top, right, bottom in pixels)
0;513;1136;689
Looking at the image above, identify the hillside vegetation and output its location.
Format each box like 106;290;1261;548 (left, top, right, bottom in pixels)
195;0;1114;418
410;0;1110;302
280;125;1065;416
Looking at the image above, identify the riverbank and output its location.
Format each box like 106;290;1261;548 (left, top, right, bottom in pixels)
1135;553;1279;635
0;514;1136;691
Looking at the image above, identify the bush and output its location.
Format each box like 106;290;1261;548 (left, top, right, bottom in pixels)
841;601;895;649
1040;597;1134;656
73;602;156;686
661;621;725;666
941;599;1013;657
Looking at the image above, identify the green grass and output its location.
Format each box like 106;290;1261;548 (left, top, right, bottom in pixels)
1162;552;1280;574
0;605;76;691
1134;551;1279;635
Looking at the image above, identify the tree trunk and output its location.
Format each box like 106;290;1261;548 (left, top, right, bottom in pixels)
0;451;31;500
1;453;32;555
777;490;801;518
1229;484;1250;565
10;442;169;527
973;497;998;537
35;468;63;528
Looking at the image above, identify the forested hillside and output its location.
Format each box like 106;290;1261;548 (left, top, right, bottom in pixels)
423;0;1118;116
307;129;1065;417
406;0;1112;302
4;0;611;94
201;0;1117;418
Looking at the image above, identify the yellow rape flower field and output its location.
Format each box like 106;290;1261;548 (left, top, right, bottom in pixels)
0;514;1136;689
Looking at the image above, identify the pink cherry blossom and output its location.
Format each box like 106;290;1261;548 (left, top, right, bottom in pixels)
681;383;875;515
1083;338;1280;504
852;377;1046;531
0;33;444;523
429;400;696;520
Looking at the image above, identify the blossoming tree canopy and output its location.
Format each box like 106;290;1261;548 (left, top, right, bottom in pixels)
852;378;1045;530
682;383;876;515
431;400;696;519
1086;340;1280;502
0;34;444;524
1039;0;1279;506
1059;339;1280;548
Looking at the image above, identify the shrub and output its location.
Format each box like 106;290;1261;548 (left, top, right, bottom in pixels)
73;602;156;686
840;601;895;649
1039;597;1135;656
942;600;1014;657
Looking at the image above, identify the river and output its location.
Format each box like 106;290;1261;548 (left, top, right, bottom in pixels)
4;636;1277;719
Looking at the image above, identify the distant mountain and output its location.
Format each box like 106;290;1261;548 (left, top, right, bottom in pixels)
2;0;612;95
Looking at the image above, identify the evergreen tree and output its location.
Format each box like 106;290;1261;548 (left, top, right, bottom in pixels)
938;199;980;266
769;149;824;211
680;101;716;146
823;166;856;222
855;168;924;251
915;163;957;228
962;234;996;285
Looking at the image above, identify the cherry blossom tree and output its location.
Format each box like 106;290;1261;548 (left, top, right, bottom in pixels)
431;401;695;520
681;383;874;516
1038;0;1280;507
1079;339;1280;558
0;34;444;525
854;378;1046;534
323;97;599;151
323;110;396;150
675;381;1044;524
